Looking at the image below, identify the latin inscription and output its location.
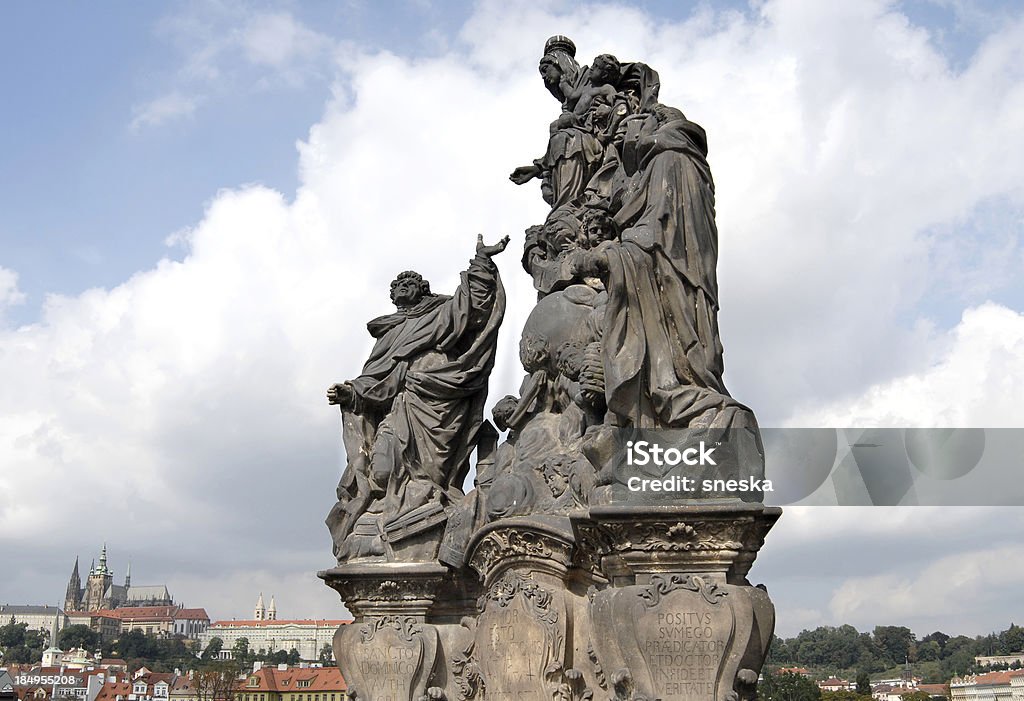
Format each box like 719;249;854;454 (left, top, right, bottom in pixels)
478;598;547;700
637;594;734;701
349;628;421;701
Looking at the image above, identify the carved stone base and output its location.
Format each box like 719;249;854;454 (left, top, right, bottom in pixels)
321;507;778;701
463;517;596;700
318;562;479;701
572;504;780;701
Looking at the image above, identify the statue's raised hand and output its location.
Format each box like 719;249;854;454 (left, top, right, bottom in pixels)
477;234;511;258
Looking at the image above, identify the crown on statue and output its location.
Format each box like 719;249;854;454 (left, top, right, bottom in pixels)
543;35;576;58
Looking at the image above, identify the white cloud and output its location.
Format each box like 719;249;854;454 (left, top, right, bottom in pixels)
829;543;1024;625
239;12;330;72
789;303;1024;426
0;266;26;312
130;91;199;130
132;7;333;129
4;1;1024;623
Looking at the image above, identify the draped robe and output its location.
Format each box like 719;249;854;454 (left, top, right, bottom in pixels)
326;255;505;559
603;115;751;428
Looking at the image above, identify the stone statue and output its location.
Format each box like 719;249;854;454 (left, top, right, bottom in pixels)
325;234;509;562
321;37;779;701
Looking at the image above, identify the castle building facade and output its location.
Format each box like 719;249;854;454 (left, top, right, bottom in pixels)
63;545;173;613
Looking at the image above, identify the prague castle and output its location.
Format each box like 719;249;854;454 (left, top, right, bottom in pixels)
63;544;173;612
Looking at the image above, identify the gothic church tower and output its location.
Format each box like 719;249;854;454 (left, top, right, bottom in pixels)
64;558;82;612
84;544;113;611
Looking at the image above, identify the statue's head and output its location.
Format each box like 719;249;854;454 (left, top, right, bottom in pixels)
538;55;562;90
556;340;586;380
582;203;618;247
492;395;520;432
520;332;551;373
539;37;581;103
390;270;431;309
590;54;621;86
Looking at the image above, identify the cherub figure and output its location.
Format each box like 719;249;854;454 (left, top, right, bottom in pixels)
564;54;622;128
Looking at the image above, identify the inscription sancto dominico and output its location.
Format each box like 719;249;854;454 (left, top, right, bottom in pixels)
335;619;427;701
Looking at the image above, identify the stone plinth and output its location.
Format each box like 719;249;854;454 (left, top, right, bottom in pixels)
462;517;582;701
319;562;479;701
572;504;780;701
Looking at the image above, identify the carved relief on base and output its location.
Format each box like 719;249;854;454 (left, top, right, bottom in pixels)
472;568;574;701
335;616;442;701
587;576;774;701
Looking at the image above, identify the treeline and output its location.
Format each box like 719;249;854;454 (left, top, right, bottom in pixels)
766;623;1024;681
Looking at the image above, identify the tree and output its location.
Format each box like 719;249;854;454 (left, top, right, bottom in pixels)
874;626;914;666
761;670;822;701
201;637;223;661
856;672;871;696
318;644;333;665
822;691;862;701
916;641;941;662
194;662;242;701
231;637;251;665
1;620;46;664
117;629;152;660
0;619;26;649
900;692;932;701
999;624;1024;654
59;624;100;651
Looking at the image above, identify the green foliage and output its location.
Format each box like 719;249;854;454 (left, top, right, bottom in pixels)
0;620;46;664
822;691;862;701
856;672;871;696
318;644;333;664
112;630;193;672
767;622;1023;680
998;624;1024;654
59;624;100;651
761;670;822;701
201;636;224;661
900;691;932;701
874;626;914;665
230;636;254;666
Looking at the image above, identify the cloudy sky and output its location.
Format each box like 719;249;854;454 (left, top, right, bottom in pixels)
1;0;1022;639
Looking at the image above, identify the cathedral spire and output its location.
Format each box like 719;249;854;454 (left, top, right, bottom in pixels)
267;595;276;621
98;543;109;575
254;593;266;621
64;557;82;611
125;558;131;589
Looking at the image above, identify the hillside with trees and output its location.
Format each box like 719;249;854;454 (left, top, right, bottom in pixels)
765;623;1024;682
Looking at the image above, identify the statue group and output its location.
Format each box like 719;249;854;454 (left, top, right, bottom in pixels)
320;36;781;701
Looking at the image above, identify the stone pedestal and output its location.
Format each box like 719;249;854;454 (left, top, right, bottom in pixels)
319;562;479;701
462;516;587;701
573;503;780;701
